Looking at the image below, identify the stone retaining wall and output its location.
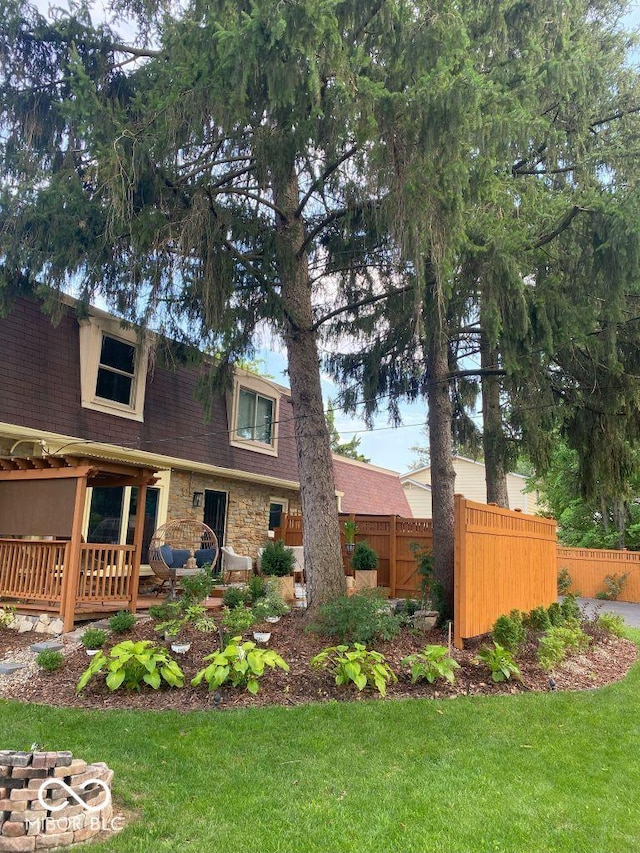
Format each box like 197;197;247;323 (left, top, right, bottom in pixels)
0;751;115;851
3;616;63;637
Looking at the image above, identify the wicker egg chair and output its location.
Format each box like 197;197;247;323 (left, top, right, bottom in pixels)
148;519;219;596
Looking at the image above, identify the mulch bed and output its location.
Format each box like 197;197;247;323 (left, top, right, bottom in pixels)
0;611;636;712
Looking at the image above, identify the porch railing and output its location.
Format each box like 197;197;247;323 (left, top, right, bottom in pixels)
0;539;69;604
77;544;136;603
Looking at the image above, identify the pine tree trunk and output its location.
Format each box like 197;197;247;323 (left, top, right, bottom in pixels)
427;321;456;619
481;334;510;507
274;167;346;609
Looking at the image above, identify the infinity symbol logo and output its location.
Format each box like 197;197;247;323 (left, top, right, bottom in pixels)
37;778;112;813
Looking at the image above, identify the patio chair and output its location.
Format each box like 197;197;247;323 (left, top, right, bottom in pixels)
148;519;219;596
220;546;253;584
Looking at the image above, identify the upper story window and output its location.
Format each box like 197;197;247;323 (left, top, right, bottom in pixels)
228;372;281;457
79;315;149;422
237;389;274;444
96;336;137;405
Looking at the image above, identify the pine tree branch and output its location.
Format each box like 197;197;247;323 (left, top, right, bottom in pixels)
294;146;358;218
533;205;590;249
111;42;164;58
311;285;412;332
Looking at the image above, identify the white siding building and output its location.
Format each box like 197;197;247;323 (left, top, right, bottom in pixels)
400;456;540;518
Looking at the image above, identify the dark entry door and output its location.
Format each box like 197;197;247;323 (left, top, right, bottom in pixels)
204;490;227;549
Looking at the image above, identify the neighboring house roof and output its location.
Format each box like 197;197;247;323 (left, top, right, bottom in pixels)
332;454;412;516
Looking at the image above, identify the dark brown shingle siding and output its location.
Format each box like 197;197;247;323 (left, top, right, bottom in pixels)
0;297;300;482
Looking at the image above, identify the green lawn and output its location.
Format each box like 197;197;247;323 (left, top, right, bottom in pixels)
2;632;640;853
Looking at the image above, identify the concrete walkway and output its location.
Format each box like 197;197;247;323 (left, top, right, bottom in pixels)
574;597;640;628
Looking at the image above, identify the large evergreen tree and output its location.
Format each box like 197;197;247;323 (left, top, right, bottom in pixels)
326;0;640;615
0;0;410;608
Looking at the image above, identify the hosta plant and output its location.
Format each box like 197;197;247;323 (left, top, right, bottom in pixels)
77;640;185;692
310;643;397;696
402;645;460;685
192;637;289;695
474;643;521;683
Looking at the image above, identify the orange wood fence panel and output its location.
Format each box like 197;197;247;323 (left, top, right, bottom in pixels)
454;497;557;648
275;513;433;596
557;547;640;602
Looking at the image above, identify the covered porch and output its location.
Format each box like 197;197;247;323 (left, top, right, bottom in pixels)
0;455;158;631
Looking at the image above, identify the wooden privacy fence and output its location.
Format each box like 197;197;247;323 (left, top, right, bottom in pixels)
277;499;557;647
275;512;433;592
557;547;640;603
454;497;557;647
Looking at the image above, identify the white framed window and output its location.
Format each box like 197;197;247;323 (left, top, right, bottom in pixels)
228;373;280;457
79;316;149;421
237;389;274;443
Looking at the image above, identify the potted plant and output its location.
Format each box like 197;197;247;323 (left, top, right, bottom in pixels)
343;519;357;554
351;541;378;592
260;540;296;601
81;627;107;656
410;546;439;630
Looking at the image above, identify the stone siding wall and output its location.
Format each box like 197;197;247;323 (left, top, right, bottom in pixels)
168;471;301;560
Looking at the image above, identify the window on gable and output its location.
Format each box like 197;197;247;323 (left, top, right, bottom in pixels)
96;335;137;405
237;388;274;444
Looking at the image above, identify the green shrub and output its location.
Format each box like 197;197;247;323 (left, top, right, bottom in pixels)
547;602;564;627
310;643;397;696
474;643;521;682
81;628;108;650
260;540;295;577
222;606;255;634
351;541;379;571
148;601;182;621
155;616;187;638
77;641;184;692
560;594;581;622
491;610;526;654
395;598;421;622
402;645;460;685
557;567;572;595
597;611;626;637
596;572;629;601
309;591;402;644
248;574;267;602
537;632;566;672
36;650;64;672
537;625;590;672
0;605;16;629
409;545;434;607
222;585;250;610
109;610;136;634
525;606;551;633
192;637;289;695
552;625;590;653
180;569;214;607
